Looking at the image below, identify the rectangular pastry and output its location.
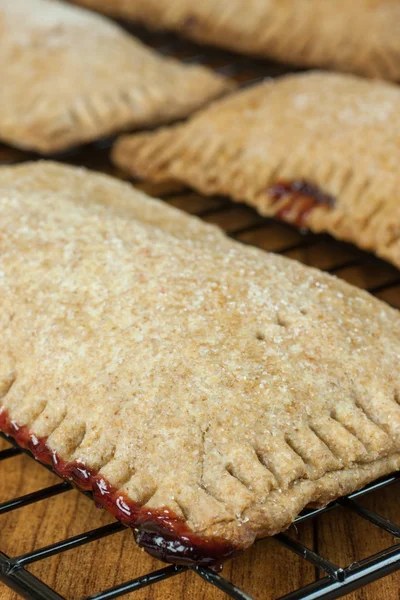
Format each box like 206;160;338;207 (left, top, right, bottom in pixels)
0;0;231;154
113;71;400;271
70;0;400;82
1;161;399;565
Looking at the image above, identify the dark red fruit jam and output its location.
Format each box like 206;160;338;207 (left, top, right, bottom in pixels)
0;409;237;566
182;14;199;30
267;179;335;228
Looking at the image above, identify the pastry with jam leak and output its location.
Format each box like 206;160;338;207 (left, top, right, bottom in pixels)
113;71;400;269
0;408;237;566
268;179;335;228
1;161;400;566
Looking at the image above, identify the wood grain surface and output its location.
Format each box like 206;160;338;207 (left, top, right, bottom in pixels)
1;24;400;600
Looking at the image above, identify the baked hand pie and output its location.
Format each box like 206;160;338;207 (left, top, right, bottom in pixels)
113;71;400;270
70;0;400;82
0;0;231;154
1;161;399;565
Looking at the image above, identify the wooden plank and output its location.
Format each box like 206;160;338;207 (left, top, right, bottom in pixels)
316;484;400;600
0;436;314;599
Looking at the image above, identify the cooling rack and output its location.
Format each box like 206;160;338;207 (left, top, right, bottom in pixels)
1;433;400;600
1;23;400;600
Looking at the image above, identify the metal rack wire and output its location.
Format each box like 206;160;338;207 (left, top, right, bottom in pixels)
1;432;400;600
1;25;400;600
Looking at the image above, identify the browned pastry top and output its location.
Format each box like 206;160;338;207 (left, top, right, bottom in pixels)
71;0;400;81
0;0;230;153
113;71;400;270
1;161;400;563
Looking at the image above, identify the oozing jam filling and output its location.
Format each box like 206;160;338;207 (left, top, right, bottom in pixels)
0;409;237;567
182;14;199;30
267;179;336;228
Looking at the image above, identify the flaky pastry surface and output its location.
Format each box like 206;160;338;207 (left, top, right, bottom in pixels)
113;71;400;270
71;0;400;81
0;0;230;153
1;161;400;553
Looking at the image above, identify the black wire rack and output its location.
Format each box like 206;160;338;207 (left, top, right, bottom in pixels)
1;23;400;600
1;432;400;600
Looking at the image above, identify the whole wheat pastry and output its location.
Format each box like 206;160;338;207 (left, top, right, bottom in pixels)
0;0;231;154
70;0;400;82
1;161;400;564
113;71;400;271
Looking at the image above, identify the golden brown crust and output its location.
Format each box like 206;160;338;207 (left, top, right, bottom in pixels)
113;71;400;270
0;0;231;154
1;161;400;556
71;0;400;82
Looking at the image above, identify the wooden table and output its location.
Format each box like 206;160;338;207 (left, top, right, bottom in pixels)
1;27;400;600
